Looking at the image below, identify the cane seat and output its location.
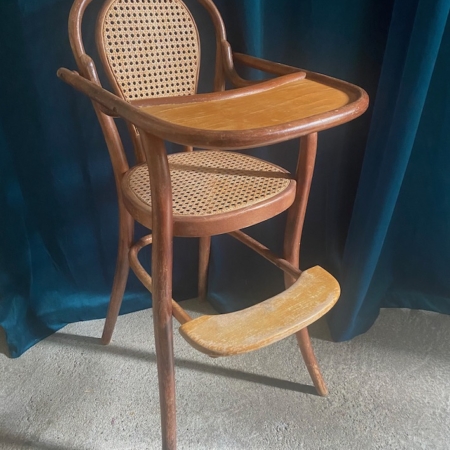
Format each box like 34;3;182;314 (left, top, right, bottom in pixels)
122;150;295;236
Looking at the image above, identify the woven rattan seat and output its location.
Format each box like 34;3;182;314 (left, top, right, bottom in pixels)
122;150;296;236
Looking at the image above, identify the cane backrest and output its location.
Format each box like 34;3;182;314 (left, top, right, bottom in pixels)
97;0;201;101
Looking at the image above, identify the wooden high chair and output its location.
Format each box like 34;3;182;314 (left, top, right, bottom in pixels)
58;0;368;448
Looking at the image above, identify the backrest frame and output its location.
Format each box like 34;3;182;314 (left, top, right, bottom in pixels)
67;0;228;166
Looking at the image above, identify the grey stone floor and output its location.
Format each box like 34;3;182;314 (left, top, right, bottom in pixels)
1;302;449;450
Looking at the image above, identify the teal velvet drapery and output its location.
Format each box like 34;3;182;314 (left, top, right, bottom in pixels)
329;0;450;339
1;0;449;357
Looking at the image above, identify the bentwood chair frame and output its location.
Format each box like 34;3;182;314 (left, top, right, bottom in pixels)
59;0;368;448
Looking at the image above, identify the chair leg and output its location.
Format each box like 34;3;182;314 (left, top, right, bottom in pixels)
296;328;328;396
284;133;328;396
198;236;211;302
152;218;177;450
140;132;177;449
101;210;134;345
153;285;177;450
150;199;176;450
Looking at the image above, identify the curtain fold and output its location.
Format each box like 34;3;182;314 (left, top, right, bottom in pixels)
1;0;449;357
329;0;450;340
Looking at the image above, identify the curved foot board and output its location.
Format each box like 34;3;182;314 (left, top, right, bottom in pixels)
179;266;340;357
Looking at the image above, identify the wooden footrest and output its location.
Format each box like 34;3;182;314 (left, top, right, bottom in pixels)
179;266;340;357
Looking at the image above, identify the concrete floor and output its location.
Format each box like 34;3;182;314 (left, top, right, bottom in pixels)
1;302;449;450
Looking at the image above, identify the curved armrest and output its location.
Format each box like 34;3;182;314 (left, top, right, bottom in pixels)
58;66;368;150
221;42;304;88
58;67;176;138
232;52;366;96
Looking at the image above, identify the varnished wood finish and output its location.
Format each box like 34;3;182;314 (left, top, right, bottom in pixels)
68;0;93;74
58;68;368;150
284;134;318;286
229;230;301;281
133;71;307;107
296;328;329;397
220;40;266;88
61;1;369;448
141;76;353;133
139;132;176;450
101;207;134;344
283;134;328;396
196;1;227;306
129;235;192;325
179;266;340;357
69;1;135;344
76;53;135;347
233;52;304;77
198;236;211;302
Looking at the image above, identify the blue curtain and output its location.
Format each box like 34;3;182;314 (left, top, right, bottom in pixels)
329;0;450;339
1;0;448;357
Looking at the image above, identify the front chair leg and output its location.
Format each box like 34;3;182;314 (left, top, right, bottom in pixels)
151;202;176;450
153;272;177;450
284;133;328;396
296;328;328;396
140;131;177;449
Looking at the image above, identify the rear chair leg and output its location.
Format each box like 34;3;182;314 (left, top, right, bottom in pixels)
101;210;134;345
198;236;211;302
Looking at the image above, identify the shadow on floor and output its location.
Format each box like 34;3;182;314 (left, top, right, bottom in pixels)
307;316;333;342
0;327;10;358
0;431;82;450
47;332;319;396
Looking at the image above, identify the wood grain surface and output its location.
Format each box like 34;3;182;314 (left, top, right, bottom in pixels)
141;78;350;131
179;266;340;357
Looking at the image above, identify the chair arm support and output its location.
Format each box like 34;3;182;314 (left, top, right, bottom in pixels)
223;46;308;88
58;67;173;140
232;52;306;77
220;41;260;88
78;54;119;117
222;42;309;89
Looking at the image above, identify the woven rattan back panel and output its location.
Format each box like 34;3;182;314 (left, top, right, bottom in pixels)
98;0;201;101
